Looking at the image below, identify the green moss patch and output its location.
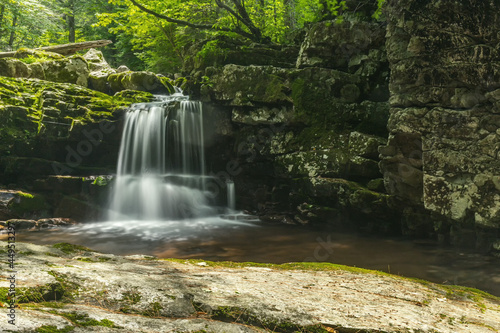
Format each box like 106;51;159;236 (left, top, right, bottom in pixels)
159;76;175;94
164;258;387;275
15;48;65;61
48;311;120;328
113;89;154;103
52;243;93;255
36;325;75;333
121;290;142;304
140;301;163;317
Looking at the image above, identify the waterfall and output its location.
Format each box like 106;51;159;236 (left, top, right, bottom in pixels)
227;180;236;211
108;93;214;221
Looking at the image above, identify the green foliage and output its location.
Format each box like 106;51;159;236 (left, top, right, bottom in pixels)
372;0;386;20
0;0;115;50
92;176;107;186
195;40;228;67
121;290;142;304
1;0;387;73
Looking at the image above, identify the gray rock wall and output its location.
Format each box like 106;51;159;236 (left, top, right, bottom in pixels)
201;20;394;228
380;0;500;243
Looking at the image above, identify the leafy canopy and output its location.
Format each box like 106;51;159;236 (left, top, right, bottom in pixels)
1;0;386;73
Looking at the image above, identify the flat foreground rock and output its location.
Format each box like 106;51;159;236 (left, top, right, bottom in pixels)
1;242;499;332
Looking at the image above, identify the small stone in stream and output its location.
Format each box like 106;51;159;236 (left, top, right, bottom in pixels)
5;219;38;230
37;217;77;228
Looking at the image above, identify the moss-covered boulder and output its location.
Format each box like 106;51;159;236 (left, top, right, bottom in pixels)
206;65;294;106
83;48;116;93
41;55;89;87
0;190;49;219
206;65;388;134
108;71;173;95
13;48;65;61
0;76;154;184
0;58;31;78
0;50;89;87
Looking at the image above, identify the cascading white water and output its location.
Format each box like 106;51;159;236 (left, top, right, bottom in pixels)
108;93;215;221
227;180;236;211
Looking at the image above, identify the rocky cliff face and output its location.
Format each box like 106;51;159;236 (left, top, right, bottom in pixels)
199;20;393;229
380;0;500;248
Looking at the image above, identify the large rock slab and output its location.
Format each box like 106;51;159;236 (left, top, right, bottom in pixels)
0;242;499;332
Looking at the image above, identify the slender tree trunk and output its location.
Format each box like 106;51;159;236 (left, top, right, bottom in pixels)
284;0;297;30
0;5;5;39
68;15;75;42
67;0;76;43
9;13;18;49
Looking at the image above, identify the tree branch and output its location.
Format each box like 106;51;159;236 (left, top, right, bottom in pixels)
228;0;263;40
128;0;265;43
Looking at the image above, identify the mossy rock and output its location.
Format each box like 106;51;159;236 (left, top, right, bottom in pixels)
367;178;386;192
114;90;155;103
159;76;175;94
15;48;64;62
41;55;89;87
0;58;31;78
52;242;93;254
1;51;89;86
208;64;292;105
6;191;48;217
108;71;170;94
0;76;140;157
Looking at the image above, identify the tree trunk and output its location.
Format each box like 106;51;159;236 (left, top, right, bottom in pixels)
68;15;76;43
284;0;297;30
0;39;113;58
8;13;18;49
0;5;5;39
67;0;76;43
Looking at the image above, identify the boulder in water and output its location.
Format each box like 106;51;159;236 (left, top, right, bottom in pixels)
3;219;38;230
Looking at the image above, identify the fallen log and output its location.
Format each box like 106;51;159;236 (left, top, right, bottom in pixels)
0;40;113;58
